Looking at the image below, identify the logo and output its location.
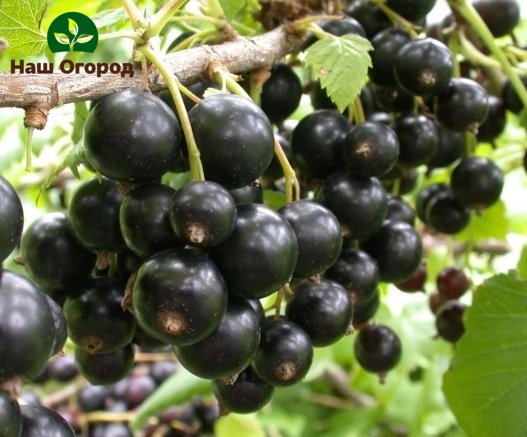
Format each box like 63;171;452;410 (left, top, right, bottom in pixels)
47;12;98;53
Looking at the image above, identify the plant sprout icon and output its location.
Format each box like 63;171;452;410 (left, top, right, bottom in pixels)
54;18;94;51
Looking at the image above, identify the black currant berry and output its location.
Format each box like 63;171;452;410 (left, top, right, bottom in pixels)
394;38;453;97
346;0;391;38
133;326;168;352
353;289;380;326
189;94;274;189
354;324;402;374
477;96;506;143
261;63;302;124
362;221;422;283
21;212;96;295
317;171;387;240
291;110;349;179
213;367;273;414
369;28;411;87
450;157;504;210
119;183;181;257
386;196;416;226
473;0;520;37
44;294;68;356
320;16;366;37
369;84;414;113
0;391;21;437
427;122;465;168
229;183;263;205
174;298;260;379
170;181;236;248
435;78;489;132
150;360;177;385
85;90;182;182
286;279;353;346
325;249;380;302
77;385;110;413
435;300;467;343
21;404;74;436
437;267;470;299
395;262;427;292
68;177;126;252
211;203;298;299
124;374;157;408
74;343;134;385
415;183;449;223
64;277;136;354
425;190;470;234
0;270;54;382
395;113;438;167
132;248;228;345
252;318;313;386
387;0;437;21
502;76;527;114
0;176;23;263
279;200;342;278
343;121;399;177
381;166;418;195
47;356;78;382
429;291;451;315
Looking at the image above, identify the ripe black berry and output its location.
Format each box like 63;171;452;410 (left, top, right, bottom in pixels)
0;391;21;437
395;113;438;167
0;176;23;263
437;267;470;299
261;63;302;124
21;404;74;436
74;343;134;385
425;189;470;234
354;324;402;374
435;301;467;343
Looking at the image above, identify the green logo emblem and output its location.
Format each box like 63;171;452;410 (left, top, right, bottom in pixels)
47;12;98;53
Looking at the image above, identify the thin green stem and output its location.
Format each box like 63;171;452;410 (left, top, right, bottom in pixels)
458;31;503;70
352;97;365;124
98;30;141;42
147;0;190;38
206;0;226;19
25;127;33;171
139;45;204;181
370;0;419;38
274;137;300;203
213;67;251;99
448;30;461;77
121;0;146;30
169;15;225;27
447;0;527;108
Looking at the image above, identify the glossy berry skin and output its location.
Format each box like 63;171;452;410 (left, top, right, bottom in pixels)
435;78;489;132
132;248;228;345
386;196;416;226
21;405;74;437
351;290;380;325
387;0;437;21
325;249;380;303
425;190;470;234
252;318;313;386
370;84;414;113
291;110;349;179
229;184;263;204
415;183;449;223
189;94;274;189
381;166;418;196
84;90;182;182
74;344;134;385
362;220;422;283
317;171;387;240
346;0;391;39
502;76;527;114
0;270;55;382
0;176;23;263
395;262;427;292
321;17;366;37
64;277;136;354
437;267;470;299
21;212;95;294
286;279;353;346
261;63;303;124
211;203;298;299
427;122;465;168
394;38;453;97
174;298;260;379
435;300;467;343
395;113;438;167
68;177;126;252
170;181;237;248
343;121;399;177
44;294;68;356
213;367;273;414
477;96;506;143
473;0;520;37
77;385;110;412
0;392;22;437
279;200;342;278
369;28;411;87
354;324;402;373
450;157;504;210
119;183;181;256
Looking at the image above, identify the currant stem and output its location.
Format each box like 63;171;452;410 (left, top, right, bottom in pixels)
370;0;419;39
25;127;33;171
447;0;527;109
121;0;145;30
352;97;366;124
139;45;204;181
274;137;300;203
147;0;190;38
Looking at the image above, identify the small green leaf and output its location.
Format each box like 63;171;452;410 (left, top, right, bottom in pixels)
443;273;527;436
76;34;94;44
68;17;78;36
263;189;285;210
72;102;89;145
215;414;266;437
0;0;48;57
130;367;211;432
305;34;373;113
517;245;527;280
54;32;70;45
218;0;262;35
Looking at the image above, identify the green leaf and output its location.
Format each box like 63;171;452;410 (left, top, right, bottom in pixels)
68;17;78;36
305;34;372;113
455;200;508;242
130;367;211;432
215;414;266;437
263;189;285;210
443;273;527;436
518;245;527;280
0;0;48;57
218;0;262;35
72;102;89;145
54;32;70;45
